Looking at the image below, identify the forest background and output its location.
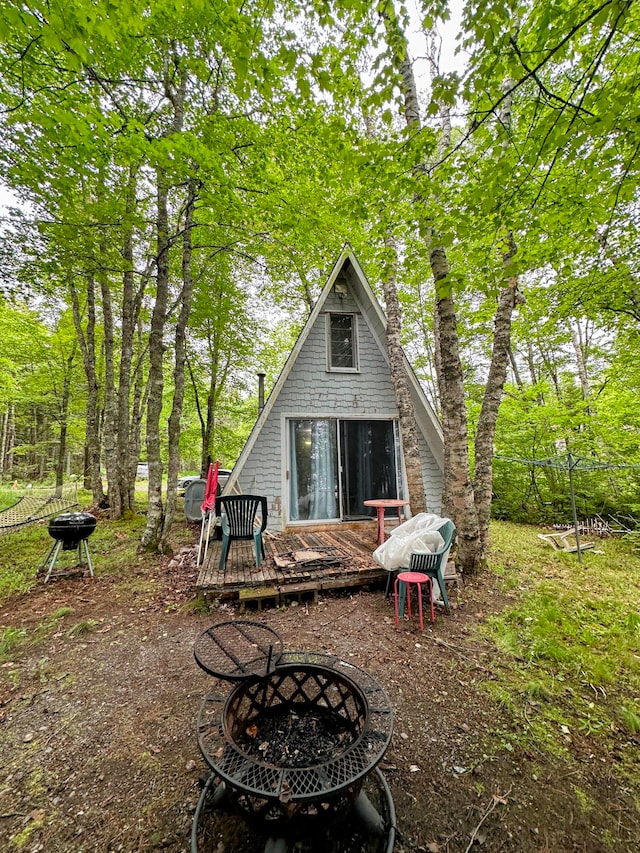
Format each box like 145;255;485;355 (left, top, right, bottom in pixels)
0;0;638;562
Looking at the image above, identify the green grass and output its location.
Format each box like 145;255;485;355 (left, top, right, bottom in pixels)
483;522;640;771
0;486;23;513
0;486;161;606
0;607;75;663
0;484;197;661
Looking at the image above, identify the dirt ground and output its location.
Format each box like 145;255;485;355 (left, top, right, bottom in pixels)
1;548;639;853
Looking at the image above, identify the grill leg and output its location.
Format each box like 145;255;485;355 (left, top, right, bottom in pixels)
38;540;57;577
81;539;94;578
44;541;63;583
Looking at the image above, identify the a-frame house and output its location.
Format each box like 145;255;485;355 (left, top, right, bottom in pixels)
223;248;444;532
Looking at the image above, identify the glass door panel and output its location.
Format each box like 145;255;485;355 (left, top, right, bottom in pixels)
340;420;397;518
289;419;339;521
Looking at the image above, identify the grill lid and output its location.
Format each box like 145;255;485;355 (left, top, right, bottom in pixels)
194;620;283;681
47;512;97;547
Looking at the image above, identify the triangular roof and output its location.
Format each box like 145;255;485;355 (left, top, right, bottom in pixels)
225;247;443;494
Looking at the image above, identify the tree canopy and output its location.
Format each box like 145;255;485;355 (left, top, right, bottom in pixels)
0;0;638;554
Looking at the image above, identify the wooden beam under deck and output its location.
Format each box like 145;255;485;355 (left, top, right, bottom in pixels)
196;524;388;603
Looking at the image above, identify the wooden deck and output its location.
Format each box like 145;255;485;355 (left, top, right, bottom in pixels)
196;523;387;608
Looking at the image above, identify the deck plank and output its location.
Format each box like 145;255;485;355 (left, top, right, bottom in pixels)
196;525;387;601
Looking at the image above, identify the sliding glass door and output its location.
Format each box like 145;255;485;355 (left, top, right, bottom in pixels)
340;420;397;517
288;418;398;522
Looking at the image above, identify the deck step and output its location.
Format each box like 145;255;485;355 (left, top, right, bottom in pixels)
238;586;279;612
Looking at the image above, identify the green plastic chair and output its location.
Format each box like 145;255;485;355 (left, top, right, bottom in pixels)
408;519;456;609
216;495;268;570
394;519;457;614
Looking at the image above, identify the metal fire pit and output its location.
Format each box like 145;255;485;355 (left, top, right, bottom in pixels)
192;638;395;851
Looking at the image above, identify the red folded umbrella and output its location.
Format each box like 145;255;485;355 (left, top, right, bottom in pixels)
201;460;219;514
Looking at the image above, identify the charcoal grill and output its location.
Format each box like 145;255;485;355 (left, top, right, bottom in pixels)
39;511;97;583
192;622;395;852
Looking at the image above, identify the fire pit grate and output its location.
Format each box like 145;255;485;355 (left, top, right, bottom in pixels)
194;619;283;681
197;651;392;806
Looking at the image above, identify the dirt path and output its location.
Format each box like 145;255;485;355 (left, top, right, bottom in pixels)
1;558;638;852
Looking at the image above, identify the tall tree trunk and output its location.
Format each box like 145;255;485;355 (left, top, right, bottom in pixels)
571;320;591;400
195;312;232;475
474;232;522;552
141;53;187;551
128;331;149;509
472;79;524;553
381;238;426;513
377;5;427;515
140;172;170;551
98;232;120;515
54;351;75;496
0;407;7;478
116;167;142;513
7;404;15;478
509;345;523;389
70;271;106;507
162;181;197;546
202;319;219;475
431;249;481;571
423;20;483;570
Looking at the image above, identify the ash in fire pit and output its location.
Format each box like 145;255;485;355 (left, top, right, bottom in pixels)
225;663;367;775
239;704;354;767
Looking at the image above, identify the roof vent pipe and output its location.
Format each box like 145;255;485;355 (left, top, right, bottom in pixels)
257;373;266;413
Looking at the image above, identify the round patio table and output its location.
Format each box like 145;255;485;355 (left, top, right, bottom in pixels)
364;498;410;546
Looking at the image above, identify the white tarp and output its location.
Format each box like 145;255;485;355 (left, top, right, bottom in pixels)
372;512;447;571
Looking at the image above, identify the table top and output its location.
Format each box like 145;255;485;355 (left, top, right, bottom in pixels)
397;571;430;583
363;498;410;508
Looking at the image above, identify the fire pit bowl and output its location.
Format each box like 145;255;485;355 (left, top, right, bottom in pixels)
196;650;393;835
224;661;368;772
47;512;97;550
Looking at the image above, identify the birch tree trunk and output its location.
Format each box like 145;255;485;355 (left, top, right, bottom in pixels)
161;182;197;546
140;172;171;551
509;345;523;389
127;333;148;509
382;239;426;513
116;167;143;513
571;320;591;400
472;78;525;553
70;271;106;507
0;407;7;477
473;232;522;551
427;25;481;569
98;233;120;514
54;351;75;497
430;248;481;571
377;6;427;514
141;53;187;551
